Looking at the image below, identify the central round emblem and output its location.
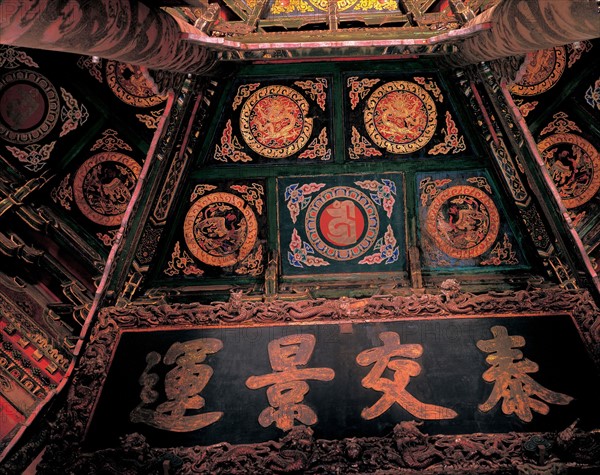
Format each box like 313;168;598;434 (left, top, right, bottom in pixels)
426;185;500;259
0;69;59;144
305;187;379;261
240;85;313;158
364;81;436;154
183;192;258;267
538;133;599;209
73;152;141;226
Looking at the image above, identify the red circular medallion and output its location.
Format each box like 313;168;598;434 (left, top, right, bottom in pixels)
319;200;366;247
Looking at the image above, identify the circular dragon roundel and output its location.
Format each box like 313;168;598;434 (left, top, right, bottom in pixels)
73;152;142;226
106;61;167;107
426;185;500;259
0;69;60;144
305;186;379;261
240;85;313;158
538;133;600;209
511;46;566;97
183;192;258;267
364;81;437;154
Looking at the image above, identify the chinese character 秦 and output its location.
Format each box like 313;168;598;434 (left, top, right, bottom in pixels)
356;331;457;420
477;326;573;422
130;338;223;432
246;334;335;431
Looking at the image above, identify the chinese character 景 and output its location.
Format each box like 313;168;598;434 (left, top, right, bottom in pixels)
246;333;335;431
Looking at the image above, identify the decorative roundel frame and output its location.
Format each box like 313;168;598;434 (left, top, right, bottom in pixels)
73;152;142;226
305;186;380;261
538;133;600;209
364;80;437;154
511;46;566;97
0;69;60;144
239;85;313;159
426;185;500;259
183;192;258;267
106;61;167;107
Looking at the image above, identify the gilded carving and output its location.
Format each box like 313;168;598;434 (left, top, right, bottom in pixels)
357;332;457;420
428;111;466;155
164;242;204;277
239;85;313;158
364;81;437;154
214;119;252;163
130;339;223;431
538;133;599;209
477;326;573;422
59;87;89;137
73;152;141;226
0;46;39;69
106;61;167;107
347;77;380;110
348;126;382;159
6;141;56;172
298;127;331;160
304;186;379;261
246;334;334;431
511;47;566;96
425;185;500;259
183;192;258;267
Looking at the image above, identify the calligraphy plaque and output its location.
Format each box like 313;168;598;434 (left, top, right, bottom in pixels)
85;314;599;450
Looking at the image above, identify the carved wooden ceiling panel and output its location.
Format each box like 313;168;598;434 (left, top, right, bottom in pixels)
509;39;600;272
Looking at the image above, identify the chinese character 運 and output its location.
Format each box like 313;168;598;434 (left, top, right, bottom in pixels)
246;334;335;431
477;326;573;422
130;338;224;432
356;331;458;420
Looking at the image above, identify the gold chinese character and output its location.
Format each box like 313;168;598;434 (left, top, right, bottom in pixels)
130;338;223;432
477;326;573;422
246;334;335;431
356;331;457;420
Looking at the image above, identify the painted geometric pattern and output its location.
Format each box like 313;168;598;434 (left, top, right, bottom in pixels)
279;173;405;276
344;74;468;160
211;77;332;164
164;181;267;278
417;172;526;270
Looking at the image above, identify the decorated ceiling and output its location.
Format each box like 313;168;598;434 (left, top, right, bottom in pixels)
0;45;165;452
1;24;599;475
